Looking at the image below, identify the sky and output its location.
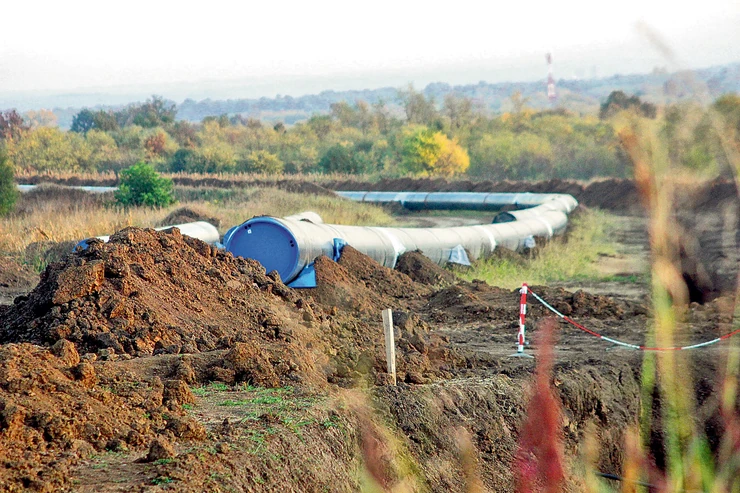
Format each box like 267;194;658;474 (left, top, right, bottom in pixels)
1;0;739;104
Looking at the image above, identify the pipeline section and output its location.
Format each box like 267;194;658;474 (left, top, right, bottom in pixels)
17;184;118;194
335;191;578;214
224;192;578;286
76;221;220;249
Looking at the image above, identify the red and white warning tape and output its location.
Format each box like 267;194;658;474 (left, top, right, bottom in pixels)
519;284;740;352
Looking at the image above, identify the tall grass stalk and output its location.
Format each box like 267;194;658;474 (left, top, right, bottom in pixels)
615;104;740;491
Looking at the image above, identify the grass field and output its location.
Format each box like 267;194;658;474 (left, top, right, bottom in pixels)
459;209;620;288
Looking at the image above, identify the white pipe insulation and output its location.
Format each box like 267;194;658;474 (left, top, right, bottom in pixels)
223;191;579;286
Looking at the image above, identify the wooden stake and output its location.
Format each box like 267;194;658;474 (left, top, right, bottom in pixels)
382;309;397;385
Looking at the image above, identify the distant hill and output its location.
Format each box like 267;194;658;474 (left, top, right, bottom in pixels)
39;61;740;128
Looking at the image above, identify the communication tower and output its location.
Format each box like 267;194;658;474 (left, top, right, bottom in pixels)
546;53;556;103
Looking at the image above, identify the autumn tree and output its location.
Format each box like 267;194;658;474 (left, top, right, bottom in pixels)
24;109;58;129
0;110;29;141
241;150;284;174
5;127;91;172
400;126;469;176
115;96;176;128
71;109;119;133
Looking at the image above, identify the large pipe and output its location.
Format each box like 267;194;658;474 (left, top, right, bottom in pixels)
76;221;220;249
224;192;578;285
335;191;578;214
17;184;118;194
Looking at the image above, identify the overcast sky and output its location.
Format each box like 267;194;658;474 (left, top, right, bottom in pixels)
1;0;739;101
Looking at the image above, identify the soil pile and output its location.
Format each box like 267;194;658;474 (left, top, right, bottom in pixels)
526;285;649;320
395;250;457;286
0;343;186;492
0;227;327;386
12;184;111;216
306;247;459;385
424;282;648;324
308;246;430;314
0;257;37;292
159;207;221;227
675;179;739;302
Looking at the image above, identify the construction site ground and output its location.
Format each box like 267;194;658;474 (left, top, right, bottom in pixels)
0;178;737;492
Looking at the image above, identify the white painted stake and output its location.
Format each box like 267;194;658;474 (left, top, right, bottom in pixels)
382;309;397;385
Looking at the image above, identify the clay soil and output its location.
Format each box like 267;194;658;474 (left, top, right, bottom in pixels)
0;178;737;492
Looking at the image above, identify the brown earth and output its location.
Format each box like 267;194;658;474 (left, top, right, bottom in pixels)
0;256;38;305
158;207;221;228
0;178;738;492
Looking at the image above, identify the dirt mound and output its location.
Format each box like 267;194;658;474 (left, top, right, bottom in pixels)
12;184;111;216
578;179;640;212
0;257;37;293
306;247;459;385
308;246;430;314
171;176;337;196
23;240;77;271
0;227;328;386
395;251;457;286
0;343;179;492
159;207;221;228
423;281;648;326
272;180;336;197
526;285;649;319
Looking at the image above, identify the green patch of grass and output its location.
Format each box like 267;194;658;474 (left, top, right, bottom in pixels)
460;209;618;288
153;458;174;465
191;381;233;397
218;399;250;407
152;476;174;485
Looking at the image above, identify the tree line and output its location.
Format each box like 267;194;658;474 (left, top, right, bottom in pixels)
1;90;738;181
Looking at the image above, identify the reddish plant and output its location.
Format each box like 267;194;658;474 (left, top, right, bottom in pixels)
514;317;565;493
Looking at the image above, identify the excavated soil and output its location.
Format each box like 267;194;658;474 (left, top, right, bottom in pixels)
0;177;738;492
0;257;38;305
158;207;221;228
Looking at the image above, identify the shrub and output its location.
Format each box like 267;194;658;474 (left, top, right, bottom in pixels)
319;144;359;173
241;150;284;174
0;150;18;216
115;162;175;207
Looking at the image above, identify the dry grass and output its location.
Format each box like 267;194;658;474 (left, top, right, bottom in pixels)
0;185;395;257
459;209;618;288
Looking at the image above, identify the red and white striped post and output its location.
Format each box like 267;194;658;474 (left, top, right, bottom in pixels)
518;283;528;352
510;283;534;358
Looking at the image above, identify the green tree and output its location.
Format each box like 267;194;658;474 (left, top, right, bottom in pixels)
85;130;122;170
241;150;284;174
116;96;176;128
599;91;657;119
0;150;18;216
398;85;439;126
318;144;359;173
115;162;175;207
71;109;96;133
